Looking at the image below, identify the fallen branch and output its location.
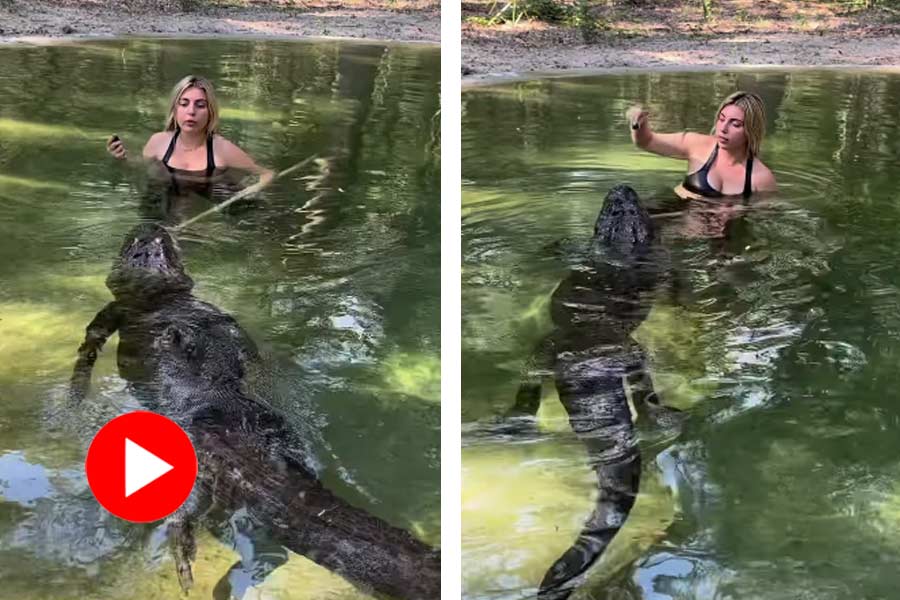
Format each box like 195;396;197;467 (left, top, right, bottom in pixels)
173;155;318;231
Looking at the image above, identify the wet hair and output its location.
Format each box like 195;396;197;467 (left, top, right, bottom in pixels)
164;75;220;136
711;91;765;157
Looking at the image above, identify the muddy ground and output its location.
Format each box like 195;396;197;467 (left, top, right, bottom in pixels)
0;0;439;44
462;0;900;84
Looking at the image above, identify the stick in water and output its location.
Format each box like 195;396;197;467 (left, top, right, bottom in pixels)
174;154;319;231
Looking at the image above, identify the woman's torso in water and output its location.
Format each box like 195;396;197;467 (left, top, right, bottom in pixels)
680;143;754;199
142;131;245;222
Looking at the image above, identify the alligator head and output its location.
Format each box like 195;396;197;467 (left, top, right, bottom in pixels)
590;184;655;261
106;223;194;301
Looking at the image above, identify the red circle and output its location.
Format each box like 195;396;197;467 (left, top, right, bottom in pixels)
85;411;198;523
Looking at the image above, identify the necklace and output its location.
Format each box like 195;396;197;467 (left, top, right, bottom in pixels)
180;139;205;151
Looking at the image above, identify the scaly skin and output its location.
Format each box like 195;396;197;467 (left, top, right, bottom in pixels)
512;185;667;600
69;223;440;600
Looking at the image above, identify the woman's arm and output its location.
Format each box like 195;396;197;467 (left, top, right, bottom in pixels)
626;106;708;160
216;137;275;185
142;132;169;161
105;132;166;166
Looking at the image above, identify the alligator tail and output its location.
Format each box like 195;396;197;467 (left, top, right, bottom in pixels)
538;445;641;600
193;422;440;600
273;482;441;600
538;369;642;600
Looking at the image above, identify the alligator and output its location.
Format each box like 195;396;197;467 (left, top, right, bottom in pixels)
68;223;440;600
510;185;675;600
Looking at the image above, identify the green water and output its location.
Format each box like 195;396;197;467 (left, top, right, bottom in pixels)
0;38;439;599
462;71;900;599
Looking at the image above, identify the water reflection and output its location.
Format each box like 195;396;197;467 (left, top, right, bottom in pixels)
0;452;136;571
0;453;56;506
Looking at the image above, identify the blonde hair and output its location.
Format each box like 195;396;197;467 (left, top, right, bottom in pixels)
164;75;220;136
710;91;766;157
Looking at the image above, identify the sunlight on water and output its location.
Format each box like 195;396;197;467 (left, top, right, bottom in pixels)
0;117;102;142
462;439;680;600
462;440;594;598
379;351;441;404
0;302;95;382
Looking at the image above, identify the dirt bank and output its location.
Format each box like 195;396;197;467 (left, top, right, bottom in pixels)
462;0;900;85
0;0;439;44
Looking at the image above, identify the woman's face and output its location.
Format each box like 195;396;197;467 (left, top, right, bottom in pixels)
715;104;748;154
176;86;209;134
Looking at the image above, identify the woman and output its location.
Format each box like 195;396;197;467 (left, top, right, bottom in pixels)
107;75;274;189
627;91;777;199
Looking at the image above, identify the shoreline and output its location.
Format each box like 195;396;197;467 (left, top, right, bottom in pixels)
462;0;900;86
1;31;439;47
463;31;900;86
463;61;900;89
0;1;440;46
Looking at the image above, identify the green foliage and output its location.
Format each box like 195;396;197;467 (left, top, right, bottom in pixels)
565;0;602;42
483;0;528;25
484;0;602;38
823;0;900;10
466;15;495;25
849;0;882;8
178;0;203;11
524;0;567;22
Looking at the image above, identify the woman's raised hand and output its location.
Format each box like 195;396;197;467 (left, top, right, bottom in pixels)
625;106;649;131
107;135;127;160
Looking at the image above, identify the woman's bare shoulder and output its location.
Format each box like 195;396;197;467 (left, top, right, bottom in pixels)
148;131;175;144
143;131;175;159
683;132;716;158
211;135;259;169
752;158;777;191
211;134;240;153
683;131;714;146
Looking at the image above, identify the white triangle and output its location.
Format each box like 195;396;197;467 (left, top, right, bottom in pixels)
125;438;174;498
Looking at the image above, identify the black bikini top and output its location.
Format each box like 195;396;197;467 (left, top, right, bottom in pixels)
161;128;216;177
682;144;754;199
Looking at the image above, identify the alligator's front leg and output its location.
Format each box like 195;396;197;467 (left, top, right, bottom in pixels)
626;365;685;434
508;334;557;418
68;302;122;405
167;514;197;594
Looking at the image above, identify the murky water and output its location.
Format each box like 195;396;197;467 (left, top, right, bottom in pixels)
462;71;900;599
0;38;439;599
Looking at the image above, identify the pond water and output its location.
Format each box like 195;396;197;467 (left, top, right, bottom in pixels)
0;38;439;599
462;70;900;599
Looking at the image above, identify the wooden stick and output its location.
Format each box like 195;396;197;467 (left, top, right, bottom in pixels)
173;154;318;231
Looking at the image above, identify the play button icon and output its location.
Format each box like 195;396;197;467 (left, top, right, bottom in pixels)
86;411;198;522
125;438;173;497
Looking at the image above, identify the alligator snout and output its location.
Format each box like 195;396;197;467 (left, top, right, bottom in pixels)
106;224;192;300
593;184;654;251
117;224;182;272
126;236;170;270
